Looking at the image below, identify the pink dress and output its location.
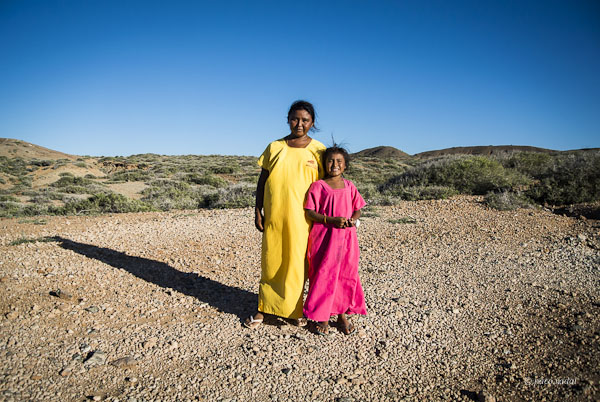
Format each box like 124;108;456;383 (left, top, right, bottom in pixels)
303;178;367;321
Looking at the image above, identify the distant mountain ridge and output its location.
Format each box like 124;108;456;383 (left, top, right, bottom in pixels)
415;145;555;158
353;146;410;158
1;138;597;160
353;144;599;159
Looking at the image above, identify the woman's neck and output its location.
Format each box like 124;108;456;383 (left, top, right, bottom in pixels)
285;134;311;148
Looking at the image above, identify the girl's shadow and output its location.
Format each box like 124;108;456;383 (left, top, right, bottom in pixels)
51;236;255;320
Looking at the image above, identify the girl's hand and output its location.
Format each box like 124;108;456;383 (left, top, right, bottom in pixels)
346;218;355;227
330;217;347;228
255;208;264;232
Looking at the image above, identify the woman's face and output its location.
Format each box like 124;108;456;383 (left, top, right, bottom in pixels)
288;109;313;138
325;153;346;177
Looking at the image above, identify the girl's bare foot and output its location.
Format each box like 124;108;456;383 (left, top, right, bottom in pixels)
337;314;355;335
314;321;329;335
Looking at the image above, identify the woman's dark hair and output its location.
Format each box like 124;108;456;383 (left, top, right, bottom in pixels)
323;145;351;169
287;100;318;132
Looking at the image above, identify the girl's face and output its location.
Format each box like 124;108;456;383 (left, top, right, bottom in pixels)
325;153;346;178
288;109;313;138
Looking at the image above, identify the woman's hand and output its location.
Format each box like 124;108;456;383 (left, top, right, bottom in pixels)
255;208;265;232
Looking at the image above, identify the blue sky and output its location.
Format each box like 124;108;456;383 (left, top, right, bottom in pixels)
1;0;598;156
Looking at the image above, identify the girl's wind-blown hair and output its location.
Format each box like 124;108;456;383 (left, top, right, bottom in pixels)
322;144;351;169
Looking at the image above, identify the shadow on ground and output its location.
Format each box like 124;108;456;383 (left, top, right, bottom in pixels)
51;236;256;320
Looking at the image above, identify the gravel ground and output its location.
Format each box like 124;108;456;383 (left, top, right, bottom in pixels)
0;196;599;401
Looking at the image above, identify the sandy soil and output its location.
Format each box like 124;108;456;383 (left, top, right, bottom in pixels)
0;196;598;401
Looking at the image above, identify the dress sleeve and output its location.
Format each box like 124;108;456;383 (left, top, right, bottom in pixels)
304;181;321;211
308;140;326;179
350;181;367;211
257;143;271;170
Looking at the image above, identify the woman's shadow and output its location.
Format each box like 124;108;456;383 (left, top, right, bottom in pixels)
51;236;255;320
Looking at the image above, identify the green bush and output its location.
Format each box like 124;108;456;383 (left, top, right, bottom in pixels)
526;152;600;205
485;191;534;211
108;170;152;182
0;194;19;202
31;160;53;167
51;176;94;188
209;183;255;208
502;152;553;177
141;180;199;211
0;201;22;217
0;156;29;176
13;175;33;188
209;164;240;174
387;185;458;201
383;156;529;197
55;193;154;215
185;173;228;188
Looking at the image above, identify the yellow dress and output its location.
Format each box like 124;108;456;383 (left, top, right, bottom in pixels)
257;138;326;318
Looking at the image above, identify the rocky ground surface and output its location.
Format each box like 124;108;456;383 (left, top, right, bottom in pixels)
0;196;599;402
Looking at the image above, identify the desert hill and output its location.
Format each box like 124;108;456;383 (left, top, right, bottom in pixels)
353;146;410;158
414;145;555;158
0;138;77;160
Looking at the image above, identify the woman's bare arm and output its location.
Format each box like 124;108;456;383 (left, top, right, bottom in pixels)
255;168;269;231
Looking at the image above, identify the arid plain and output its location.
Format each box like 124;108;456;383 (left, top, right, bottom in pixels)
1;196;599;401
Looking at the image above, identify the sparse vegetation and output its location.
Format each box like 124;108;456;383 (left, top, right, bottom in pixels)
0;145;598;217
484;191;535;211
9;236;55;246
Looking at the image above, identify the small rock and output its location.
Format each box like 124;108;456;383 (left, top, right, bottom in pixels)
85;306;99;313
477;390;496;402
293;333;306;340
143;337;158;350
569;324;584;332
50;289;74;301
5;311;18;320
110;356;137;369
281;368;291;375
84;350;107;367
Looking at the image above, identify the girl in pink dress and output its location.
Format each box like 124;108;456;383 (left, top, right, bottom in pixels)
303;146;367;335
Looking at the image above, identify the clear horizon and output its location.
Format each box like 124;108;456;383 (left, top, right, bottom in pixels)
1;1;598;157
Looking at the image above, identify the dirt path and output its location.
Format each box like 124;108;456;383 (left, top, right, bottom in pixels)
0;196;598;401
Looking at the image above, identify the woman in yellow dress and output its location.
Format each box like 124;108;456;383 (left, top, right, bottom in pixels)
245;100;326;328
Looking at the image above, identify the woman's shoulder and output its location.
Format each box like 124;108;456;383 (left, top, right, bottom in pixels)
308;138;326;151
261;139;286;154
269;138;287;148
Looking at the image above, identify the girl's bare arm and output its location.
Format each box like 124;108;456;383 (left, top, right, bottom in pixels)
305;209;347;228
348;209;362;227
255;168;269;231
